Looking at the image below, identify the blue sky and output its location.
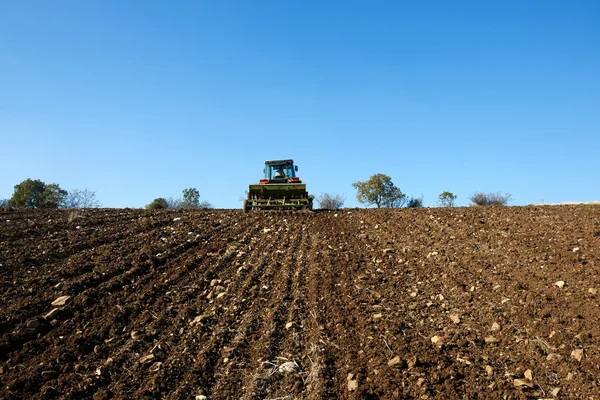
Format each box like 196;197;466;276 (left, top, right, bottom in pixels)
1;1;599;208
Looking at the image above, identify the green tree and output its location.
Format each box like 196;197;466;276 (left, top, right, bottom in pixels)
181;188;201;209
438;191;457;207
11;179;67;208
352;174;406;208
146;198;169;210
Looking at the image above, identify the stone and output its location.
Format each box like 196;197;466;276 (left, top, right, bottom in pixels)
347;373;358;391
278;361;298;374
51;296;71;307
285;322;293;330
513;378;534;388
571;349;584;361
485;365;493;376
484;336;497;344
491;322;501;331
388;356;401;366
195;396;208;400
190;315;208;326
449;314;460;324
589;288;598;295
431;335;441;345
555;281;565;289
524;369;533;380
407;356;418;369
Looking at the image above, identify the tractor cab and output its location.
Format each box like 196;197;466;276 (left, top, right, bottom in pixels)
244;158;312;212
261;159;301;184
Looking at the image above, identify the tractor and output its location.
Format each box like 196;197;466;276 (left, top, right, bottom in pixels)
243;159;313;212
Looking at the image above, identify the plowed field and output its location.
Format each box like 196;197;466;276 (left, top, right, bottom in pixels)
1;206;600;399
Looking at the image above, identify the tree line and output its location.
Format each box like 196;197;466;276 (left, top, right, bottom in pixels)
1;176;510;210
0;179;212;210
0;179;100;209
315;173;511;210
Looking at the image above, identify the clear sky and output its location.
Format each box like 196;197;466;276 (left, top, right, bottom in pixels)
1;1;599;208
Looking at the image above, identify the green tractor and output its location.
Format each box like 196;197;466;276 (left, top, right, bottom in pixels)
243;159;313;212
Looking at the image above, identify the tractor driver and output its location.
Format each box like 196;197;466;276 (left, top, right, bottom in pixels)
274;167;286;178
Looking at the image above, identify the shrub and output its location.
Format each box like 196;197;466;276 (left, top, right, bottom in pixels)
146;198;169;210
469;192;511;206
198;201;213;209
406;196;424;208
316;193;345;210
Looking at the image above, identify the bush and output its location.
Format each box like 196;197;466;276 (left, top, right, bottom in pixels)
437;191;457;207
198;201;213;209
469;192;511;206
406;196;424;208
316;193;345;210
11;179;67;208
146;198;169;210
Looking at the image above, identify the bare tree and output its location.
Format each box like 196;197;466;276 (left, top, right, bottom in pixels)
317;193;345;209
62;189;101;208
166;197;183;209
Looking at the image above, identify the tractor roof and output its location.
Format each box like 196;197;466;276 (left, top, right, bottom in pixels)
265;159;294;166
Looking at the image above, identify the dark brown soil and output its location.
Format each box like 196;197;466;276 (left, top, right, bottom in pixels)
1;205;599;399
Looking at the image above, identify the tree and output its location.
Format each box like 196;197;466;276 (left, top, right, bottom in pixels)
62;188;101;208
166;197;183;209
406;196;424;208
352;174;406;208
438;191;457;207
317;193;345;210
11;179;67;208
146;198;169;210
181;188;201;209
0;199;11;208
469;192;511;206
